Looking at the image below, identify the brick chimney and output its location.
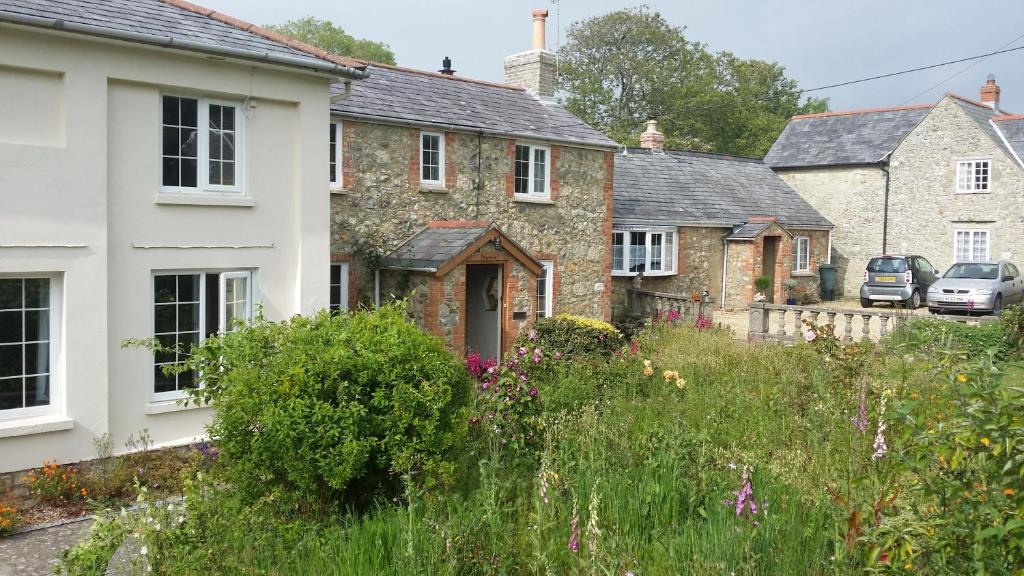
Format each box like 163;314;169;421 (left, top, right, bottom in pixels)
981;74;1000;110
639;119;665;152
504;9;557;101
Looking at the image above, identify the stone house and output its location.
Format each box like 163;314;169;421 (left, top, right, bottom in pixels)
0;0;365;474
328;11;617;360
611;121;833;317
766;76;1024;297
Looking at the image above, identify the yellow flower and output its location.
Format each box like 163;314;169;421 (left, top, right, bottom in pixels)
910;392;918;399
1005;488;1015;497
981;437;991;447
643;359;651;367
663;370;674;381
904;564;913;570
643;366;653;377
956;373;967;383
676;378;687;390
80;488;88;497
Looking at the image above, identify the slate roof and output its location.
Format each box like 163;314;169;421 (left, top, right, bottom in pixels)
993;116;1024;164
725;222;770;240
948;96;1024;165
764;105;933;168
613;148;832;229
0;0;366;72
331;64;617;148
383;224;492;272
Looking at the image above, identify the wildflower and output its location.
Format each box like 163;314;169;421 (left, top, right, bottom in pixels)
628;339;639;355
554;351;562;360
726;465;760;518
532;348;542;365
529;387;538;398
517;347;527;357
981;437;991;447
851;381;867;434
528;329;537;341
663;370;674;381
910;392;918;400
1005;488;1015;497
804;329;816;343
956;373;968;383
642;359;653;377
872;392;890;461
80;488;88;498
676;378;687;390
728;463;737;470
140;545;148;556
586;487;602;553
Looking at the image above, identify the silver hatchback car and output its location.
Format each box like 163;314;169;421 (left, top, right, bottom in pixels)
926;261;1024;314
860;255;939;309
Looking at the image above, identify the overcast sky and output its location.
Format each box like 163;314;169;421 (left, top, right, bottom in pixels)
203;0;1024;112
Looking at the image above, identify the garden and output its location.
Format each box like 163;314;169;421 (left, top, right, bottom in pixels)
32;302;1024;574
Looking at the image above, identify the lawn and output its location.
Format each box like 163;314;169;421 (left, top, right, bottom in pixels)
58;307;1024;575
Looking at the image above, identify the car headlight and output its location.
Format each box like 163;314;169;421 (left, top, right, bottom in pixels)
975;289;993;295
927;286;938;293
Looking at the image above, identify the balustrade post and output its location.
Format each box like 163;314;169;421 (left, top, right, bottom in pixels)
879;314;889;338
861;315;871;340
843;314;854;342
826;312;837;329
810;311;820;325
776;308;788;338
747;302;769;339
793;308;803;334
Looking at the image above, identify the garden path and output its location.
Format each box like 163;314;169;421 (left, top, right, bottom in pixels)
0;518;92;576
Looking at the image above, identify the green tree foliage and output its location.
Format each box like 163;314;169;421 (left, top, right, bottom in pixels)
264;16;396;65
557;7;828;157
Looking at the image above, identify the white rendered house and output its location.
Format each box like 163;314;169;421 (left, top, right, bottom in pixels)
0;0;367;474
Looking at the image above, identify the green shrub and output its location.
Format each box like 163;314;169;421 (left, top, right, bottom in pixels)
889;316;1009;360
754;275;771;292
56;511;128;576
1003;304;1024;356
518;314;623;359
146;303;471;514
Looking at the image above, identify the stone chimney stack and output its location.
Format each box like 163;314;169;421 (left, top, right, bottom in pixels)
981;74;1000;110
639;119;665;152
504;9;557;101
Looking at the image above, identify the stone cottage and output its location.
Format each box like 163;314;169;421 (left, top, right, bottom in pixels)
611;121;833;318
328;11;617;360
766;76;1024;297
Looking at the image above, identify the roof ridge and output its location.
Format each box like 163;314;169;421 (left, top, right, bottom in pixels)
625;147;763;163
791;103;933;120
945;92;1012;114
367;62;525;91
159;0;366;70
992;114;1024;122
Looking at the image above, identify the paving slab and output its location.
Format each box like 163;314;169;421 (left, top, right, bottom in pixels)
0;519;93;576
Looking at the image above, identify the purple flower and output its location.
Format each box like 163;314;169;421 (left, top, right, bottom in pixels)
529;387;538;398
568;506;580;552
725;465;762;520
804;329;816;343
528;329;537;341
517;347;527;357
519;374;528;384
554;351;562;360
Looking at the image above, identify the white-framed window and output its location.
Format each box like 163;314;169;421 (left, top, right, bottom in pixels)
536;261;554;319
611;229;677;276
330;262;349;312
330;121;343;188
152;270;254;401
954;229;990;262
514;143;551;197
792;236;810;273
956;160;990;193
420;131;444;187
0;275;61;420
161;95;245;195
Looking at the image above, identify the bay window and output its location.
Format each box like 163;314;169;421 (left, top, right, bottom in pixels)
612;229;677;276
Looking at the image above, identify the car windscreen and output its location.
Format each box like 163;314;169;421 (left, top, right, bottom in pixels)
867;258;907;273
944;263;999;280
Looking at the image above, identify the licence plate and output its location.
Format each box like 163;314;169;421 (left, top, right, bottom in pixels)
875;276;897;282
943;296;967;303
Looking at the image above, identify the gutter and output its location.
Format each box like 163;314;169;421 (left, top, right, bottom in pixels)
0;12;368;79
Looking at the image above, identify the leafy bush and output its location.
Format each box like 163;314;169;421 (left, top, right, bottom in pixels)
754;275;771;292
889;316;1009;360
167;304;471;514
23;461;85;504
866;360;1024;571
57;510;128;576
1003;304;1024;356
518;314;623;359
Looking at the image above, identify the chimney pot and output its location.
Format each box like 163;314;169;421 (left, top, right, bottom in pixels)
980;74;1000;110
439;56;455;76
639;118;665;152
532;9;549;50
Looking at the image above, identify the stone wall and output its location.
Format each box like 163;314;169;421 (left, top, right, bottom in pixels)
888;98;1024;272
332;119;612;324
775;166;886;296
722;226;830;309
610;226;726;323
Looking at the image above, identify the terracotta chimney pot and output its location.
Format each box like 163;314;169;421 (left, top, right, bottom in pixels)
639;118;665;152
981;74;1000;110
532;10;549;50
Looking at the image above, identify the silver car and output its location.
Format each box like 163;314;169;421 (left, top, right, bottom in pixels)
926;261;1024;314
860;255;939;309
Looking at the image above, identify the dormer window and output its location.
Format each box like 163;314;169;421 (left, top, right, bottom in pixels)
514;143;550;198
956;160;990;193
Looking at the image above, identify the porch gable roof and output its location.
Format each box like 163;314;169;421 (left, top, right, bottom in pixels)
383;221;542;277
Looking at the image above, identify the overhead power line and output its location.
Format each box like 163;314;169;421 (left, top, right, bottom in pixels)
801;43;1024;94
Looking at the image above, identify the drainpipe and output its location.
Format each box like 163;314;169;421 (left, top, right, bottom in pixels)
474;130;483;219
720;238;729;310
881;159;891;255
374;269;381;307
826;228;833;264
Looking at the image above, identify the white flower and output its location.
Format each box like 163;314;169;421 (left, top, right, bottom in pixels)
140;545;148;555
804;329;816;342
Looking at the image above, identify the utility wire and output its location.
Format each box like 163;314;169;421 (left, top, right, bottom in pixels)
897;31;1024;105
801;43;1024;94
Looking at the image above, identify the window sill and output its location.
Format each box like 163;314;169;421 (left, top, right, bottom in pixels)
791;272;815;278
419;186;448;194
146;400;210;415
0;415;74;439
612;271;677;278
330;186;345;195
513;195;555;205
954;190;991;195
155;193;255;207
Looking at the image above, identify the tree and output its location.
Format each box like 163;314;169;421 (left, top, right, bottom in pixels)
265;17;396;65
557;7;827;157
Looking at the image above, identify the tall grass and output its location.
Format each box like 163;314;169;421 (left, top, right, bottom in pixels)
87;325;943;575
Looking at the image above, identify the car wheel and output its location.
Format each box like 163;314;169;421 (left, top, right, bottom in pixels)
906;290;921;309
993;295;1003;315
860;298;872;308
